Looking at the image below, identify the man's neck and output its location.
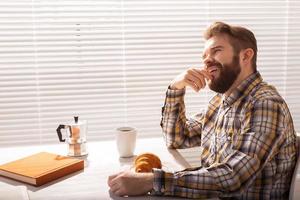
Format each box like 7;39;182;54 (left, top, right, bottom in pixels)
224;70;255;97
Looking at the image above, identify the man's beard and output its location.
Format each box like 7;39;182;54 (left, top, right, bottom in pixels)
208;55;241;93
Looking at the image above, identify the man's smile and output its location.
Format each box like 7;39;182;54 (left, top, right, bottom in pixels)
207;66;219;79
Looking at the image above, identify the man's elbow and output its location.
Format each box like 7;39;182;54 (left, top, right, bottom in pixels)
165;140;179;149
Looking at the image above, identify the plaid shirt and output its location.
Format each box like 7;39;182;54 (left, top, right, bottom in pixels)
152;72;297;200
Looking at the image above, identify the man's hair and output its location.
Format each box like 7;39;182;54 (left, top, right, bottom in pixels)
204;21;257;70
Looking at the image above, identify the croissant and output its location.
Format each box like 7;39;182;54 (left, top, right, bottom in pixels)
134;153;162;173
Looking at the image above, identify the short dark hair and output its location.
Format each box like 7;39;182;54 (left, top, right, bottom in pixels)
204;21;257;70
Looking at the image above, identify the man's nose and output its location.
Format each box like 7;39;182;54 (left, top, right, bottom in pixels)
203;55;214;68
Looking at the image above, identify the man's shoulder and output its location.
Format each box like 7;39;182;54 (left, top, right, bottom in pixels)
249;81;284;105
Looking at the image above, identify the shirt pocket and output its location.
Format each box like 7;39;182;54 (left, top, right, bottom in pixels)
223;112;242;138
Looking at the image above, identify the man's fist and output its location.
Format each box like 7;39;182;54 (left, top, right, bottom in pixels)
170;68;212;92
108;170;154;196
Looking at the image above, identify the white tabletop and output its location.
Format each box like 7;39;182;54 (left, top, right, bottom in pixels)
0;137;210;200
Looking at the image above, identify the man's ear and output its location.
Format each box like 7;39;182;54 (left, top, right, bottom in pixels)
240;48;254;65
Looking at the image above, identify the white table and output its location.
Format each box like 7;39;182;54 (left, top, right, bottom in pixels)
0;137;209;200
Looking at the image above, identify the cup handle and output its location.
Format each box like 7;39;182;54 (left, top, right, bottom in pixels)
56;124;66;142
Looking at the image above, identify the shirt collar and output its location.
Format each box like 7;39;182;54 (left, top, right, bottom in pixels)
222;71;263;107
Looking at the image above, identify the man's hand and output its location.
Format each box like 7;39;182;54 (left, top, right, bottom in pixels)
107;170;154;196
170;68;212;92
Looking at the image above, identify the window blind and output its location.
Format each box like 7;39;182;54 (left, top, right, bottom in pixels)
286;0;300;131
0;0;299;146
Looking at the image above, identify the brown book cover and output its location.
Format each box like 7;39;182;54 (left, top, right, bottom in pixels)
0;152;84;186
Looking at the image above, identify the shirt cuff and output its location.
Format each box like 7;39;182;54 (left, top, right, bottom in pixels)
166;85;186;98
151;168;175;196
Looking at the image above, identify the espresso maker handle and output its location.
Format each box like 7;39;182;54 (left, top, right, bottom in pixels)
56;124;66;142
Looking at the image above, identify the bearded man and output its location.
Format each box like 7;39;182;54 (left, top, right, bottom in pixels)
108;22;297;200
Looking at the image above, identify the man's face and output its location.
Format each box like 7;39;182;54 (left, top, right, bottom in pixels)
202;36;241;93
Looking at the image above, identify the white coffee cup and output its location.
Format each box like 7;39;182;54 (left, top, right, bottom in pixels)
116;127;137;158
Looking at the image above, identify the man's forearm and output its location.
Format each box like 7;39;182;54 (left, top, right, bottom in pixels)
150;150;260;199
161;87;203;148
